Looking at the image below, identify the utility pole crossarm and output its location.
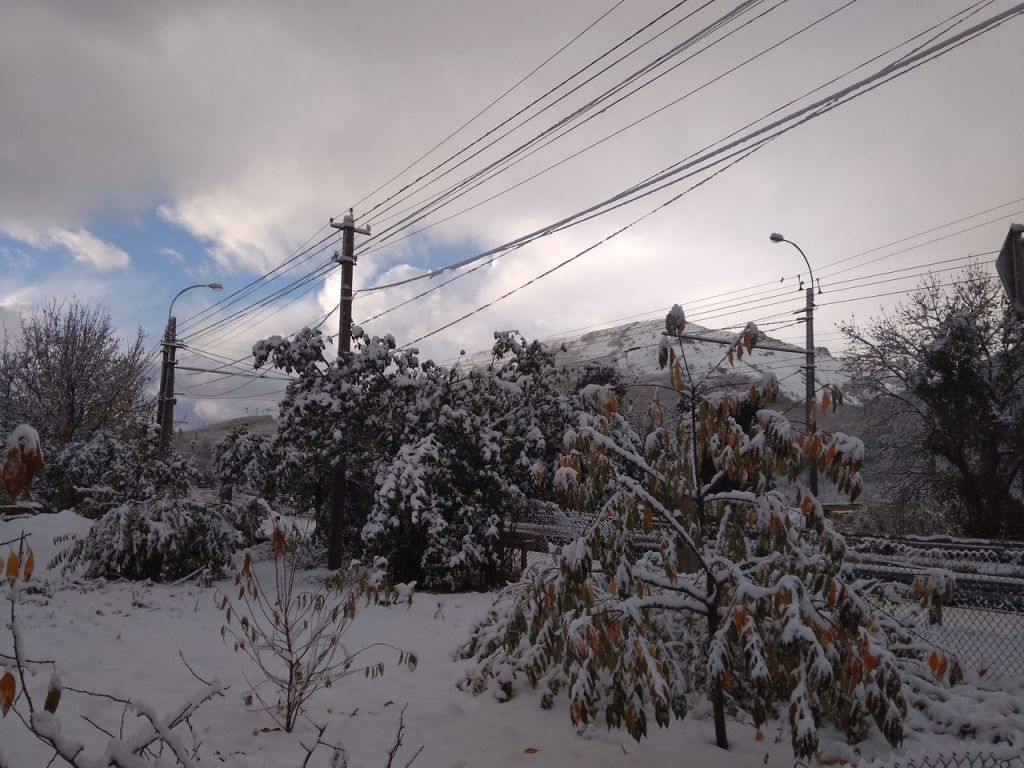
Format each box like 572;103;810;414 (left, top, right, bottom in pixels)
329;208;371;356
664;331;809;355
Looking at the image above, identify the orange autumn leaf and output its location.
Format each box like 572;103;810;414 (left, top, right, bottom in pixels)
524;747;540;754
23;549;34;581
827;581;838;607
6;552;19;587
0;670;14;717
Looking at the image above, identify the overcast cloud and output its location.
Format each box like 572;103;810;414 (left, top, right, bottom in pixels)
1;0;1022;422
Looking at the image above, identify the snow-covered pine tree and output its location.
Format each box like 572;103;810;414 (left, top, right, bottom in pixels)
211;424;274;497
255;327;570;589
254;327;439;550
460;306;906;758
362;331;572;589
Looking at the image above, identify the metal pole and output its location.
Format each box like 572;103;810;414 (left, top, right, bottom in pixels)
327;210;370;569
770;234;818;497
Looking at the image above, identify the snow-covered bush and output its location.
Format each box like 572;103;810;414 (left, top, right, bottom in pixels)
211;424;274;497
40;427;194;515
2;422;44;502
54;495;239;581
256;327;571;589
220;495;272;547
460;307;906;759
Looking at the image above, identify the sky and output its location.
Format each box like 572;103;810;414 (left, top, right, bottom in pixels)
1;0;1022;426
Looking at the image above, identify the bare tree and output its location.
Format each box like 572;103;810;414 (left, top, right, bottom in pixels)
841;265;1024;538
1;299;151;443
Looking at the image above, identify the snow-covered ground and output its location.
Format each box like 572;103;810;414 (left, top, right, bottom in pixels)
2;511;1020;767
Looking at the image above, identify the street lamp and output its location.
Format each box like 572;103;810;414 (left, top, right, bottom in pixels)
157;282;224;453
168;282;223;321
769;233;818;497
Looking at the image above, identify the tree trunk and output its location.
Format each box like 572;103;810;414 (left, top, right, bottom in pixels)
707;587;729;749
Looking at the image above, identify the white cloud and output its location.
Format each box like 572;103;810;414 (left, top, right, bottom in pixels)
159;247;185;264
45;228;131;270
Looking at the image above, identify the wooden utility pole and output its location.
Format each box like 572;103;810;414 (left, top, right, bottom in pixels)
158;283;222;453
803;284;818;497
327;209;370;570
158;317;177;454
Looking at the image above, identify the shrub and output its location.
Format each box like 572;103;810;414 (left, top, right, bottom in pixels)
40;428;194;515
54;495;240;581
221;496;272;547
460;308;905;759
211;425;275;497
216;525;416;733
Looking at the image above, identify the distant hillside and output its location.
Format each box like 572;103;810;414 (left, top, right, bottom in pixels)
458;317;850;403
173;414;276;477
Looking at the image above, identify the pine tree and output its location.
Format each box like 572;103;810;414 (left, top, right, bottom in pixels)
255;327;571;589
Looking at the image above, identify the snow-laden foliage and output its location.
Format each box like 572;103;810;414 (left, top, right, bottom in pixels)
461;307;905;758
2;423;44;501
53;495;240;581
40;427;193;516
256;327;572;590
220;496;272;547
211;425;275;497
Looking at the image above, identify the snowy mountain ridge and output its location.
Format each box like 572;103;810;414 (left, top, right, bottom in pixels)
457;316;849;403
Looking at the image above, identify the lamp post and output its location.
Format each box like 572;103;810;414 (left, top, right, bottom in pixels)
769;232;818;497
158;282;223;453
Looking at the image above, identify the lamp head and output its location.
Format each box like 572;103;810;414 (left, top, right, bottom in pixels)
208;282;224;290
769;232;785;243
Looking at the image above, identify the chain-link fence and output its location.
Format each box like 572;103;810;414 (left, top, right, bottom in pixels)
511;510;1024;679
875;751;1024;768
845;534;1024;681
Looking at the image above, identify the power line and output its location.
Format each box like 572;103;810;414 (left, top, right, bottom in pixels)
184;1;991;352
354;0;854;264
183;3;1023;378
354;0;719;227
176;230;337;334
401;138;772;347
356;0;783;251
819;208;1024;281
356;3;1024;306
347;0;627;213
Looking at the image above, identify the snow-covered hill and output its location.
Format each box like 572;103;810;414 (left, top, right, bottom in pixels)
457;316;850;403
